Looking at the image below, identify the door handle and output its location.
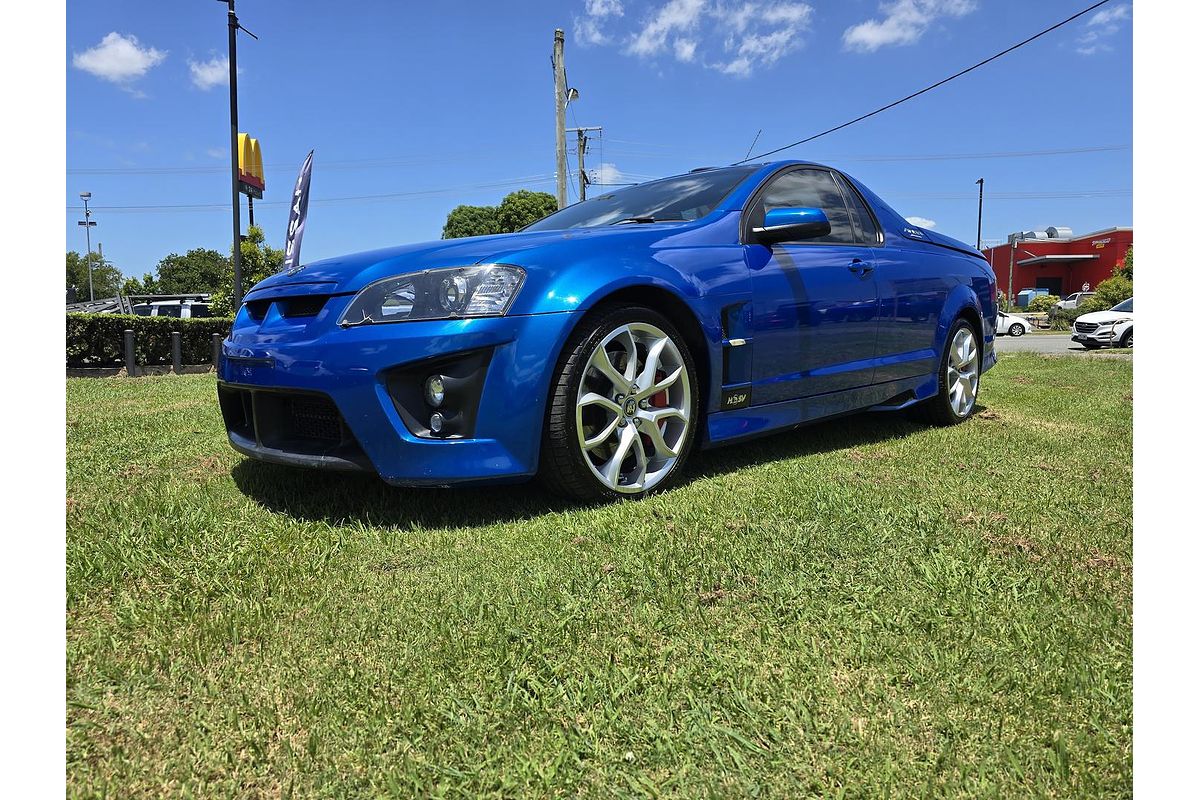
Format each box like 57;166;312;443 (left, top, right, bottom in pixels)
848;259;874;276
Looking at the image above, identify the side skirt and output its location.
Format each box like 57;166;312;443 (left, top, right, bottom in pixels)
701;374;938;448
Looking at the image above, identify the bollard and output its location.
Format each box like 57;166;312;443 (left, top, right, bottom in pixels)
171;331;182;373
123;329;137;377
211;333;223;371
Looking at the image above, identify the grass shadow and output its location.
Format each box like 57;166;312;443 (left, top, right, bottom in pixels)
231;407;953;528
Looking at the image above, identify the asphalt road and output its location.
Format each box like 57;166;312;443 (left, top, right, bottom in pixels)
994;333;1129;355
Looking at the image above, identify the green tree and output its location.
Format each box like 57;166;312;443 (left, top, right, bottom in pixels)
154;248;230;294
441;190;558;239
442;204;501;239
1118;245;1133;280
209;226;285;316
121;273;160;296
67;251;123;301
496;190;557;232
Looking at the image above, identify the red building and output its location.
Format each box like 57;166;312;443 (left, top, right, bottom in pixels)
982;226;1132;303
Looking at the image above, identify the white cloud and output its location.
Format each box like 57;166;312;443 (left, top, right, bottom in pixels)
574;0;625;45
72;32;166;88
578;1;813;77
906;216;937;229
843;1;976;52
205;147;226;160
188;55;230;90
1075;3;1130;55
628;0;707;57
1089;3;1131;28
590;162;626;185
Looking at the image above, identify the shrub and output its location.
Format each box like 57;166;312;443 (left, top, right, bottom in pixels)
66;313;233;367
1026;294;1061;314
1081;274;1133;313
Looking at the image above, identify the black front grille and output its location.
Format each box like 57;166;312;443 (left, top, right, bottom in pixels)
241;295;331;321
218;385;370;467
1075;321;1099;333
279;296;329;318
289;395;342;441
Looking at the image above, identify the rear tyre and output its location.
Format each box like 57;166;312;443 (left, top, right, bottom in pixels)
539;305;699;501
1009;323;1026;337
914;318;980;426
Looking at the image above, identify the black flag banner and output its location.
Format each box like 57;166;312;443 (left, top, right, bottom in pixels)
282;150;314;274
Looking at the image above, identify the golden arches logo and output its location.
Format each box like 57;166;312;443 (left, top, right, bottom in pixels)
237;133;265;194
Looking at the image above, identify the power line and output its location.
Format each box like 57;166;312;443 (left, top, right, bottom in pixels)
64;175;557;214
733;0;1116;165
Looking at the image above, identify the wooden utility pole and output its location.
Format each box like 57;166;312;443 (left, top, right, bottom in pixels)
567;126;601;201
553;29;567;209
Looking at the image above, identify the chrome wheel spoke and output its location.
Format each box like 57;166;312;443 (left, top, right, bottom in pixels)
640;415;678;458
602;425;637;486
588;345;629;392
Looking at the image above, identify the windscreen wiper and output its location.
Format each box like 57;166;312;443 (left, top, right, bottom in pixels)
610;216;685;225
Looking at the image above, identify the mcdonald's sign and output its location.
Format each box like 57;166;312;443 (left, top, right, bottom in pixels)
237;133;265;199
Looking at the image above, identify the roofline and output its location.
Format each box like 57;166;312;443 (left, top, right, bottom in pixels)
981;226;1133;251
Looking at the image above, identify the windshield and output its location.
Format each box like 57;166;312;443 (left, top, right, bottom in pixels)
523;167;758;231
1112;298;1132;312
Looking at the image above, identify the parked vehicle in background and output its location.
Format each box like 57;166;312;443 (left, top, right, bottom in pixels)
131;300;212;319
996;310;1034;337
1072;297;1132;349
1055;291;1096;311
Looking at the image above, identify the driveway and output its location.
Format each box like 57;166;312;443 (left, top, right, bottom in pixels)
995;333;1130;356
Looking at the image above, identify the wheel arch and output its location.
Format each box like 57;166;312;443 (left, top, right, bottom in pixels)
567;283;714;408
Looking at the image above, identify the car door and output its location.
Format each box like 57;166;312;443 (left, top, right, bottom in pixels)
745;168;879;403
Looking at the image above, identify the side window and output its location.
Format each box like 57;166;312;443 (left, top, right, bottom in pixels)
837;175;882;245
754;169;855;244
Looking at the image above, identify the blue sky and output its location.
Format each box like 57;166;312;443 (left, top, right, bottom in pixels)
66;0;1132;279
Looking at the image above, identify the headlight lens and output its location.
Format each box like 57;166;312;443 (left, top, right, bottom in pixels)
339;264;525;326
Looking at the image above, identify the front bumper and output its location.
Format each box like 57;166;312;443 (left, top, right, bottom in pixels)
219;308;578;486
1072;327;1119;347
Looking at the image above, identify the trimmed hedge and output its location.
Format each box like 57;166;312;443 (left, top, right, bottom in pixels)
67;313;233;367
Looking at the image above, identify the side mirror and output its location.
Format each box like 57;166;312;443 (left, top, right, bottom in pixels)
751;207;832;245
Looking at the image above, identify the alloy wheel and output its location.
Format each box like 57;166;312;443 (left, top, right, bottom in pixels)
575;323;692;494
946;327;979;418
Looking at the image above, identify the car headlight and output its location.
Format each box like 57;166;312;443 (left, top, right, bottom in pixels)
338;264;525;326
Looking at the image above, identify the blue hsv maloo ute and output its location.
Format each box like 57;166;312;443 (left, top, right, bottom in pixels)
219;161;997;500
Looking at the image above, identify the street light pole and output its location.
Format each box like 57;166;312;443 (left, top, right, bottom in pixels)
975;178;984;251
221;0;244;309
78;192;96;301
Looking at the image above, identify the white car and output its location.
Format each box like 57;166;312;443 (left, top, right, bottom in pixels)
1055;291;1096;311
997;310;1034;337
1072;297;1132;349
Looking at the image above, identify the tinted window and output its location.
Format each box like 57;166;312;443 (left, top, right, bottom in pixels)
837;175;882;245
524;167;758;231
189;304;211;318
754;169;855;244
155;305;182;318
1112;298;1132;312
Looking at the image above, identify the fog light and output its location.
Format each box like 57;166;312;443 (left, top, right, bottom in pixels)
430;411;445;434
424;375;446;407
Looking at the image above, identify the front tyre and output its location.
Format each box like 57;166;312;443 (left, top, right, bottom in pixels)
1118;328;1132;348
540;305;698;501
914;318;980;426
1009;323;1026;337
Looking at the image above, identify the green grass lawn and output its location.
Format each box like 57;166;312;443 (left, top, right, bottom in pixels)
66;354;1132;798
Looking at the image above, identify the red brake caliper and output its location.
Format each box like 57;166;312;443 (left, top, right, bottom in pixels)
640;370;668;453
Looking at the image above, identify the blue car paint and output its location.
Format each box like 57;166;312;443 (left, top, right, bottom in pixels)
220;160;996;486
